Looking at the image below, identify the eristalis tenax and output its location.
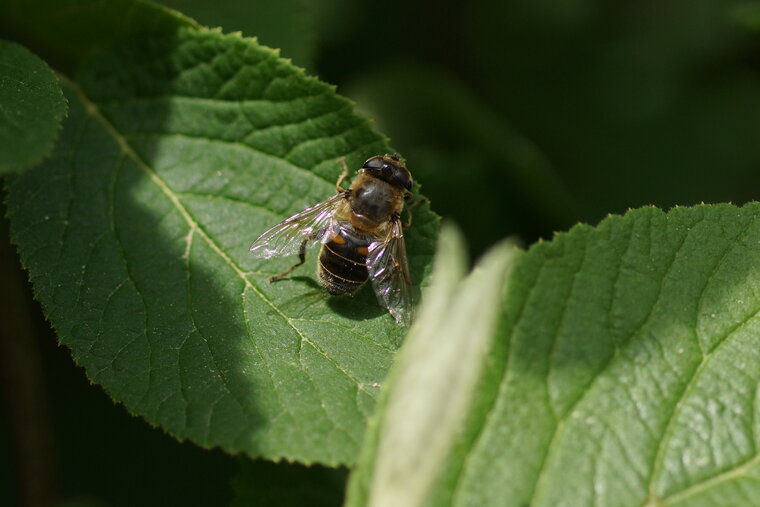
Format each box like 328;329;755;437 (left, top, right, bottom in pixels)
250;154;418;326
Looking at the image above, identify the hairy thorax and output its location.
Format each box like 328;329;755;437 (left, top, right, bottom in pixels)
347;176;404;232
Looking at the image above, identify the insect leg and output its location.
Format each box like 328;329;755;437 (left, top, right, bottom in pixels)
336;157;350;192
268;238;309;282
401;196;429;228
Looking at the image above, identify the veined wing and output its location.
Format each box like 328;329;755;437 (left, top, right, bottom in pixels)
249;192;345;259
367;219;414;326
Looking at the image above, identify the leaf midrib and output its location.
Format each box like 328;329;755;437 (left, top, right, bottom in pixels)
59;74;378;399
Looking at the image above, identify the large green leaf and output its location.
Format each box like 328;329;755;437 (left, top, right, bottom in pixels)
4;6;437;465
348;204;760;506
0;40;67;173
157;0;318;71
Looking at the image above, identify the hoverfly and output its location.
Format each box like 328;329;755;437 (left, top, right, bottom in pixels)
249;154;416;326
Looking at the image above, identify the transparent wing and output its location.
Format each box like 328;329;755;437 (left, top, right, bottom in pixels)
367;220;414;326
249;193;345;259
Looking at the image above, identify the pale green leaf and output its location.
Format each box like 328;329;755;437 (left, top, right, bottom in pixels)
0;40;66;173
348;205;760;506
346;224;518;506
4;16;437;465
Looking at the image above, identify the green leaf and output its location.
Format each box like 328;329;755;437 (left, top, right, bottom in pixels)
156;0;318;71
4;5;438;465
348;204;760;506
0;40;67;173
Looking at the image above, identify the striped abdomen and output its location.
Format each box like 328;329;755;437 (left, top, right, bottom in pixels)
318;229;370;295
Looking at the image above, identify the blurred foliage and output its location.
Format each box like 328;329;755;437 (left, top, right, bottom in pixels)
315;0;760;255
158;0;760;255
231;459;346;507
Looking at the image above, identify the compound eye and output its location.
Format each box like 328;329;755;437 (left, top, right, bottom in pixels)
363;157;384;169
396;170;413;190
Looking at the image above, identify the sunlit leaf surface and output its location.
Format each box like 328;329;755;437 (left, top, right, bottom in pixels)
349;205;760;506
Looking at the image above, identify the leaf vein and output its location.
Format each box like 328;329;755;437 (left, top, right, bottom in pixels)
530;214;695;504
185;238;250;439
241;287;294;429
646;215;758;500
657;452;760;505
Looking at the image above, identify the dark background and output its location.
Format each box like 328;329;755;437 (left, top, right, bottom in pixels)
159;0;760;256
4;0;760;505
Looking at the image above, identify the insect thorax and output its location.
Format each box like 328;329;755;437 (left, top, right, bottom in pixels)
349;177;403;229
